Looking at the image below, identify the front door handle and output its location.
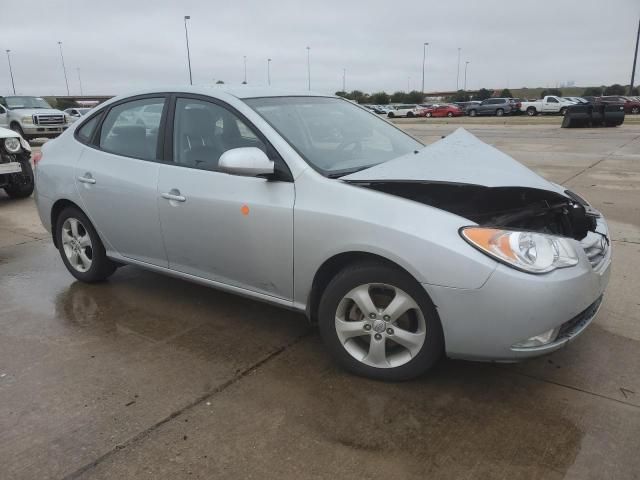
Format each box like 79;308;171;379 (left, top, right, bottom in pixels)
77;173;96;184
161;190;186;202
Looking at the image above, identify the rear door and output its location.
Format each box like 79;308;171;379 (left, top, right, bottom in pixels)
75;96;169;267
157;95;295;300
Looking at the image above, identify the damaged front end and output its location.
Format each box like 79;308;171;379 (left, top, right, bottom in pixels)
347;180;610;273
348;181;597;241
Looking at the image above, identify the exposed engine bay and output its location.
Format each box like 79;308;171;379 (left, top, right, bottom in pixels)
348;181;599;241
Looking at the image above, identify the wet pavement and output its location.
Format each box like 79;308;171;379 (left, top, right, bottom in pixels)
1;124;639;479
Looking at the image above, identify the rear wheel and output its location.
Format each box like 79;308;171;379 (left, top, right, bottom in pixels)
496;108;504;117
4;161;34;199
447;112;453;117
407;111;414;118
55;207;117;283
468;109;477;117
631;106;639;114
426;112;432;118
526;107;537;116
318;262;444;381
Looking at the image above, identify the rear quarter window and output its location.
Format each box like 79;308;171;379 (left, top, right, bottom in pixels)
76;112;104;144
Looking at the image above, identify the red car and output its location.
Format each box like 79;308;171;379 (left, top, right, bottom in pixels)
420;104;464;118
600;96;640;114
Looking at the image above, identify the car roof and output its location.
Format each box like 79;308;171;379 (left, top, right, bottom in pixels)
106;86;331;101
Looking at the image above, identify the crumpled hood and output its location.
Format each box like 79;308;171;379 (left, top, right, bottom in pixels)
0;126;20;139
343;128;563;194
9;108;65;116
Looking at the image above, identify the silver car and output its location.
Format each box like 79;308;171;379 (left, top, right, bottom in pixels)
34;88;611;380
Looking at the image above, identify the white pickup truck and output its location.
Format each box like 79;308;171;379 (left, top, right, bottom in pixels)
0;96;69;140
520;96;576;116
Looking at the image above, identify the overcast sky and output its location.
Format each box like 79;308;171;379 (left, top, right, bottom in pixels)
2;0;639;96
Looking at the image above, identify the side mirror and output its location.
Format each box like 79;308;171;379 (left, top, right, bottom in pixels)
218;147;274;177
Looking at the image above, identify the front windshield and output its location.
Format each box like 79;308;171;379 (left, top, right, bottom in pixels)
4;96;52;110
244;96;423;176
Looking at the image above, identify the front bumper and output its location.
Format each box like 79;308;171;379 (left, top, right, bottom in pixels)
22;124;68;136
425;221;612;361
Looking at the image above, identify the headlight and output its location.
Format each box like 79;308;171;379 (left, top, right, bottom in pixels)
21;116;34;124
19;137;31;152
4;137;22;153
461;227;578;274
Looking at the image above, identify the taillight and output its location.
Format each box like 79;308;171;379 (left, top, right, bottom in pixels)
32;150;43;166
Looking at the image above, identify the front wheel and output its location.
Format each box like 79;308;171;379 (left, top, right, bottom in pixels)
468;109;477;117
55;207;117;283
496;108;504;117
447;112;453;117
426;112;432;117
319;262;444;381
560;107;567;116
631;106;639;114
387;112;395;118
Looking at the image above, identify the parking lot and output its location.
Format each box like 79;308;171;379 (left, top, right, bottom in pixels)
1;122;639;479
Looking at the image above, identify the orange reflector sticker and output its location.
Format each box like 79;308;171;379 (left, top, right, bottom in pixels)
241;204;250;216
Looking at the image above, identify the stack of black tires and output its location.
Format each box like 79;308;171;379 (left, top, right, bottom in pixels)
562;100;625;128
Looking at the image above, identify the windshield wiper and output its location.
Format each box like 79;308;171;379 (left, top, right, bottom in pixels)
327;164;378;179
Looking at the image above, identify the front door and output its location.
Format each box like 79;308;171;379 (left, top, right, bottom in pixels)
157;96;295;300
75;96;168;267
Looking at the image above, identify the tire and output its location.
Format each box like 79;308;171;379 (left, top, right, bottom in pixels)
4;161;34;199
407;112;414;118
560;107;567;116
387;112;395;118
55;207;117;283
468;109;477;117
318;262;444;381
631;106;639;114
426;112;432;118
496;108;504;117
526;107;537;116
10;122;25;138
447;112;453;117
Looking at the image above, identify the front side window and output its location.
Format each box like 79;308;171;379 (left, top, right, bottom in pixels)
99;98;165;160
244;96;423;177
172;98;268;172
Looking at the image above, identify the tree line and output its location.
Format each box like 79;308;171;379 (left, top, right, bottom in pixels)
335;84;640;104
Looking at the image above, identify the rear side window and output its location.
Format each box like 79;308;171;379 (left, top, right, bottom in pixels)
99;98;165;161
76;113;103;143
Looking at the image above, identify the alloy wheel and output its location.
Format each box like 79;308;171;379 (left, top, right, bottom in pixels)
334;283;427;368
61;218;93;273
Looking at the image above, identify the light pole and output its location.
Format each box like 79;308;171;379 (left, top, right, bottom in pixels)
630;16;640;95
421;42;428;95
464;61;470;91
57;41;70;95
243;56;247;84
5;50;15;94
342;68;346;92
456;47;461;90
77;68;83;95
306;46;311;91
267;58;271;86
184;16;193;85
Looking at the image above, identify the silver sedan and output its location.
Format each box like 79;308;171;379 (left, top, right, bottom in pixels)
34;88;611;380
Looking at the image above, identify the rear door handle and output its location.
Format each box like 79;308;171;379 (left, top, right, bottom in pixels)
161;191;186;202
77;174;96;184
